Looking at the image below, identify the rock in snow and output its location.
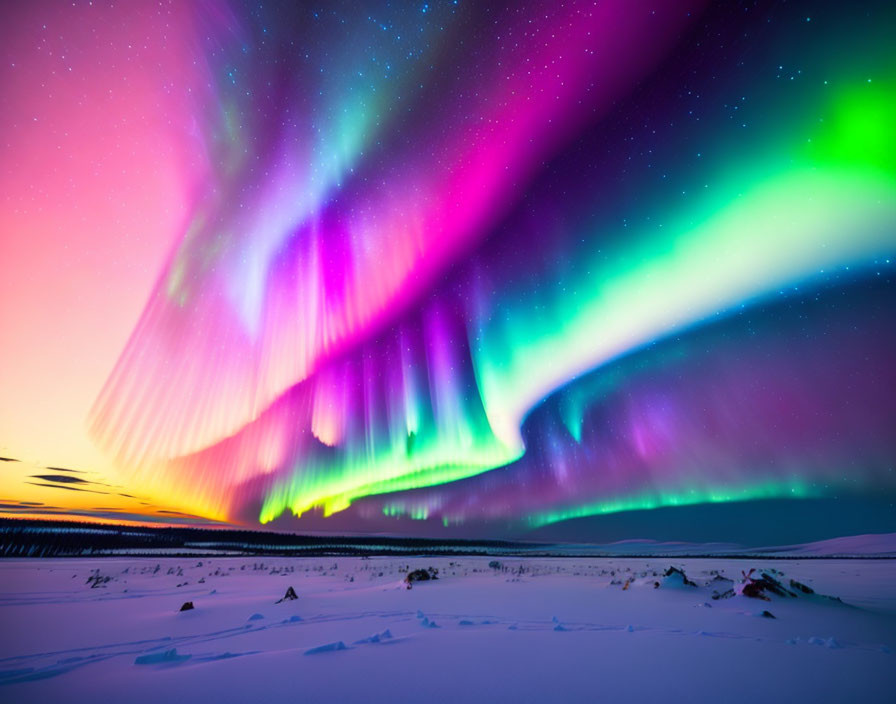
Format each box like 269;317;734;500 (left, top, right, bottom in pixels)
662;566;698;588
736;569;797;600
405;567;439;587
789;579;815;595
276;586;298;603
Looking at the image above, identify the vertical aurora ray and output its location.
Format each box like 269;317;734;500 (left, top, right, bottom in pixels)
91;0;704;468
86;1;896;531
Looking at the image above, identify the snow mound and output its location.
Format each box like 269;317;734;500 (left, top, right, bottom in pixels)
353;629;393;644
134;648;191;665
304;641;347;655
416;611;439;628
757;533;896;557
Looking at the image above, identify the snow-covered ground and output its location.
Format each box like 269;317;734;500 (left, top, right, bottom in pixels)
1;556;893;702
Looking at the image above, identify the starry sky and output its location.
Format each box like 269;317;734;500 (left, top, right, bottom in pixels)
1;0;894;542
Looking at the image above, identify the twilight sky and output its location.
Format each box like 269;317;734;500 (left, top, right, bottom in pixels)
1;0;894;541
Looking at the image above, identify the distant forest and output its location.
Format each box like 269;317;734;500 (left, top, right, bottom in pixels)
0;518;541;558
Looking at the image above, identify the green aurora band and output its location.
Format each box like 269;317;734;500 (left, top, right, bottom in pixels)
257;78;896;526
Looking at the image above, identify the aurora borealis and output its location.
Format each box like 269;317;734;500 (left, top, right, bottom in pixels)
2;1;895;537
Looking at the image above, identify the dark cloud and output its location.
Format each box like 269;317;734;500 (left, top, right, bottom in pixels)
0;501;55;510
30;474;91;485
25;481;108;495
155;509;213;520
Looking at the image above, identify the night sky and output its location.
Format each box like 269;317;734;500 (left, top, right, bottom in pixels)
2;1;894;542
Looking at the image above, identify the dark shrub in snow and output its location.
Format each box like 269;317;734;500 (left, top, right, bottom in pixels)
86;571;111;588
404;567;439;585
